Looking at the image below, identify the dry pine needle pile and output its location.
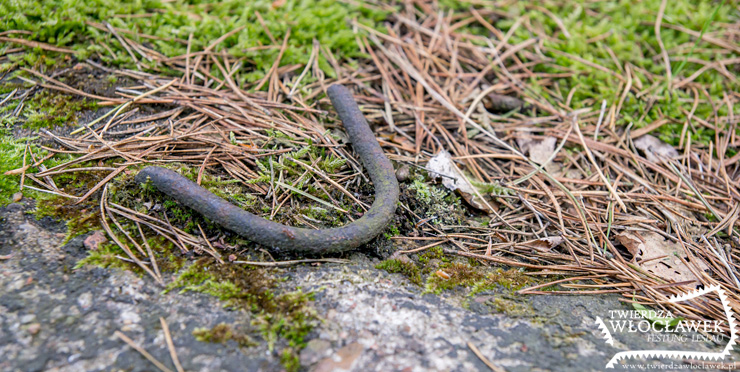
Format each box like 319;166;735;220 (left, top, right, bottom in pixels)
5;1;740;336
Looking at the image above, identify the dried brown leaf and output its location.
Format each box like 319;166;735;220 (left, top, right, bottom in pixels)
522;236;564;252
516;135;560;173
427;150;493;213
619;231;708;283
633;135;678;163
616;231;644;260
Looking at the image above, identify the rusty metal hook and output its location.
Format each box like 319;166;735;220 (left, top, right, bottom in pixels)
135;84;399;254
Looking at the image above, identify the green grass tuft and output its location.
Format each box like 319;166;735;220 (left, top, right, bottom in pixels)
1;0;387;82
487;0;738;145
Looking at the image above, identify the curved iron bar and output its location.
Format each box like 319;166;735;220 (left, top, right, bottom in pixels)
135;84;399;254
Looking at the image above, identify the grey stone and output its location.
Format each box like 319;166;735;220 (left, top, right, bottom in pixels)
1;202;736;372
300;338;333;366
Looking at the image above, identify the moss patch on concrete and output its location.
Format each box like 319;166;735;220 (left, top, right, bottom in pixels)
192;323;255;347
167;258;318;372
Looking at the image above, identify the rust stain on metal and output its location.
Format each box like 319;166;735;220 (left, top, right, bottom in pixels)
282;227;296;240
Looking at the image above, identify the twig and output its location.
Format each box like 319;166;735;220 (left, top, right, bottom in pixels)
159;318;185;372
467;342;505;372
114;331;174;372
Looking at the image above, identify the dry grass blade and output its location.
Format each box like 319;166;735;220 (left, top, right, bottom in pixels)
159;318;185;372
0;36;75;53
100;185;163;286
114;331;174;372
467;341;505;372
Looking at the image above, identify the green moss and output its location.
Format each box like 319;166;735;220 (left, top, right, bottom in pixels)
471;268;533;294
378;250;535;297
193;323;255;347
383;224;400;239
425;262;486;294
165;258;273;309
417;246;448;265
376;259;422;285
280;348;301;372
409;178;434;204
256;290;317;350
484;0;739;145
0;82;97;129
1;0;388;82
468;179;511;196
33;174;103;236
167;258;318;371
303;205;329;221
425;262;534;296
24;160;123;249
421;261;536;299
23;91;97;130
74;241;129;270
158;249;186;273
491;297;533;317
0;137;30;205
318;155;346;173
0;136;78;205
406;175;466;226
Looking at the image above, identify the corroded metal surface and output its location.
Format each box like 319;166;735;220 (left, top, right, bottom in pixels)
135;84;399;254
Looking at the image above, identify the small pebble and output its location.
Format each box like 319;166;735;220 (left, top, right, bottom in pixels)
300;339;332;366
27;323;41;335
83;231;108;250
6;203;23;212
435;269;450;280
395;164;410;182
12;192;23;202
